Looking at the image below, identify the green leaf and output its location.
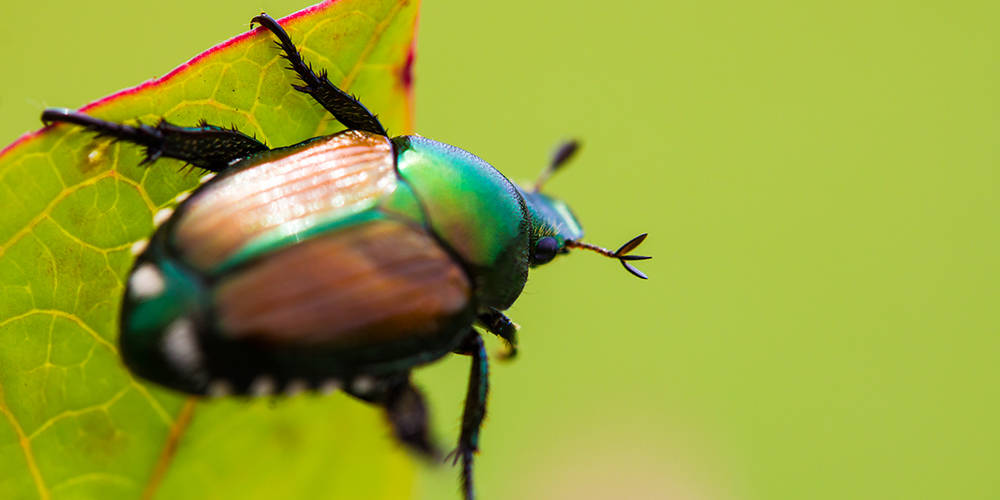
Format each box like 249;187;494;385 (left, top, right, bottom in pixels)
0;1;419;498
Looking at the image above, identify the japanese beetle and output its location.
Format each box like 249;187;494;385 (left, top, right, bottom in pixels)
40;13;650;500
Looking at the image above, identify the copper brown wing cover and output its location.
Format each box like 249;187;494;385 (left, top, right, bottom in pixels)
173;130;398;271
212;218;472;349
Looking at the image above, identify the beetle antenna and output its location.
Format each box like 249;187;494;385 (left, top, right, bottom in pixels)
565;233;651;279
533;139;580;192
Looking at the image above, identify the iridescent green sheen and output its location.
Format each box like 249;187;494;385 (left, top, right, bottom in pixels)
393;136;529;309
378;178;426;226
218;176;430;274
217;210;383;273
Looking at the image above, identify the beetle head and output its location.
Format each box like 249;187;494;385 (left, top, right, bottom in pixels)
523;189;584;266
523;140;651;278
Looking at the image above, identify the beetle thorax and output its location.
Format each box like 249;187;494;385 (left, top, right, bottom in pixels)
392;136;531;310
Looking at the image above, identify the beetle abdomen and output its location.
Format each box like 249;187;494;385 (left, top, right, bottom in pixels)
172;130;396;271
214;218;471;348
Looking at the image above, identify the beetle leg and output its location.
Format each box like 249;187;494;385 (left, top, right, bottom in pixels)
40;109;268;172
383;377;439;459
346;372;439;459
250;13;387;136
448;331;489;500
478;308;519;360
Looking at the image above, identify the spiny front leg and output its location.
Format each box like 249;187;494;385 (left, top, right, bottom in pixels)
41;109;268;172
449;331;490;500
478;308;519;359
250;13;387;136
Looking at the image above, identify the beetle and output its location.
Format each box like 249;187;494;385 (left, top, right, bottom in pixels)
40;12;649;500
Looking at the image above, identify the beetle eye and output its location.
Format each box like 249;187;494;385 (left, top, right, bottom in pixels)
533;237;559;265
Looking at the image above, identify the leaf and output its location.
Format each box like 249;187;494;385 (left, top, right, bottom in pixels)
0;1;420;498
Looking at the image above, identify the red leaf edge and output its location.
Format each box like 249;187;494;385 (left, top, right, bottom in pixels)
0;0;343;160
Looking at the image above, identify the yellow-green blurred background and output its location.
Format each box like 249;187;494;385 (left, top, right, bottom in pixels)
2;1;996;499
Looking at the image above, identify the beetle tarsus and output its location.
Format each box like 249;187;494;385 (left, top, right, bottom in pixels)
40;108;268;172
451;331;488;500
444;445;476;500
498;341;518;360
478;308;519;360
251;12;387;136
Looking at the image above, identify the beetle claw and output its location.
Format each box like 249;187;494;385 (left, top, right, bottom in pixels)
444;448;461;466
445;445;476;467
496;343;518;361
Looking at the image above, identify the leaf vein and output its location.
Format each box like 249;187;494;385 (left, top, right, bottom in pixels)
0;381;49;500
45;214;133;255
27;386;130;440
130;382;174;427
50;472;136;493
0;171;115;258
0;309;116;353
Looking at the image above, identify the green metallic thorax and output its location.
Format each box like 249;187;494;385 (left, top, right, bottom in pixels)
392;136;530;310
